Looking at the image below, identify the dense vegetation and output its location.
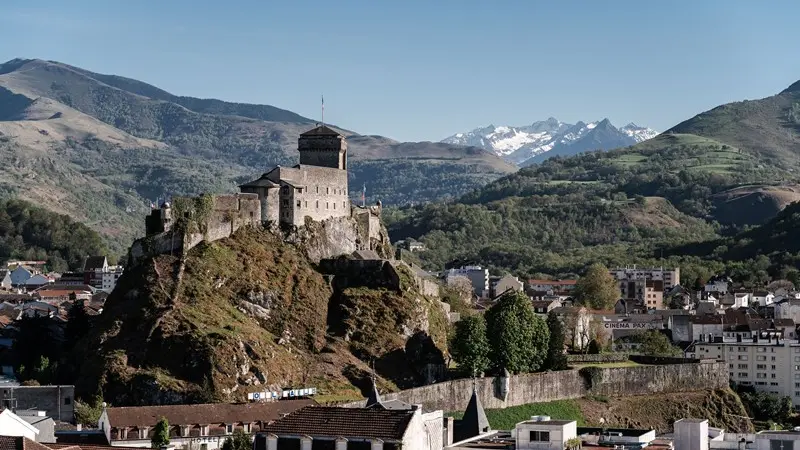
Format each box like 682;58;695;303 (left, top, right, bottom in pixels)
0;199;107;271
385;132;800;278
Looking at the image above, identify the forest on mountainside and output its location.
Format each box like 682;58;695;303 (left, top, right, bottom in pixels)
0;199;107;271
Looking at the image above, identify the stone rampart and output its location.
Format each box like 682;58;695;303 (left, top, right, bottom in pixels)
341;362;727;412
129;194;260;265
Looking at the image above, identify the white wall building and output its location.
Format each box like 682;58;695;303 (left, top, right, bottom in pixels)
445;266;490;298
609;266;680;290
0;409;40;441
513;417;576;449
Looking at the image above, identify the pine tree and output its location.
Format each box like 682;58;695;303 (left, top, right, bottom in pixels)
151;417;170;449
66;299;91;345
543;311;568;370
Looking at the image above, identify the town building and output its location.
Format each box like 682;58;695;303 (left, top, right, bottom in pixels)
525;280;577;296
99;400;314;449
82;257;123;294
0;385;74;422
0;271;11;290
257;405;444;450
0;409;42;441
444;266;490;299
239;125;349;227
690;317;800;406
489;275;523;299
609;266;680;290
705;276;731;295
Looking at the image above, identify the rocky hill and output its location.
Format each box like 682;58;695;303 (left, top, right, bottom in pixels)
71;226;449;405
0;58;514;253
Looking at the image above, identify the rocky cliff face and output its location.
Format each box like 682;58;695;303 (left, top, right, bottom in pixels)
73;227;446;405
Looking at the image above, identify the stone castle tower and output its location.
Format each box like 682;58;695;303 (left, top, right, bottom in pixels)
239;125;350;227
298;125;347;170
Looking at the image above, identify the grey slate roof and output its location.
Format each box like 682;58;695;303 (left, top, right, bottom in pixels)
262;406;415;441
299;125;341;137
455;388;490;441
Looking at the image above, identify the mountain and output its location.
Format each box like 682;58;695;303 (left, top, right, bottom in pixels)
442;118;657;165
0;58;514;252
384;131;795;276
667;81;800;168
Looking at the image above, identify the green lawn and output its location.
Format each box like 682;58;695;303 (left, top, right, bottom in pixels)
447;399;585;430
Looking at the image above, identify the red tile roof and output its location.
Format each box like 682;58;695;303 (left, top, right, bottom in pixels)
105;400;315;429
262;406;416;441
0;436;52;450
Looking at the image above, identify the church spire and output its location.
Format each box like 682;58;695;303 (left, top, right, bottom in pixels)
365;362;382;408
461;380;490;438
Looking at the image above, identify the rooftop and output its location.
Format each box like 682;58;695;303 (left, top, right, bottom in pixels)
261;406;416;442
105;400;315;428
299;125;342;137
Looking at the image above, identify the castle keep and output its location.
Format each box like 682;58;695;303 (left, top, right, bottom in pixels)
239;125;350;227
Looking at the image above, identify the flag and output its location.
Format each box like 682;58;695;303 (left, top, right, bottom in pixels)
362;183;366;205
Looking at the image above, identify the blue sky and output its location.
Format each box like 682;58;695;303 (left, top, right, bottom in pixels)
2;0;800;142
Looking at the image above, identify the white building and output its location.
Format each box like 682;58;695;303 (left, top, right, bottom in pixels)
0;409;40;441
691;319;800;406
513;417;577;449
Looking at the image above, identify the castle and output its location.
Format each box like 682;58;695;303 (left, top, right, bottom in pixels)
239;125;350;227
135;125;383;264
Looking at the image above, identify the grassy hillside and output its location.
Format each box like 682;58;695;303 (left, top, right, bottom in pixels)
0;58;514;251
386;132;796;275
668;81;800;168
71;227;447;405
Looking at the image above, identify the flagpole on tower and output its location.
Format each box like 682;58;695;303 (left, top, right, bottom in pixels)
321;95;324;127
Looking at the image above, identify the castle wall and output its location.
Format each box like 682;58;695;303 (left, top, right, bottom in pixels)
129;194;261;265
340;361;728;412
277;166;350;226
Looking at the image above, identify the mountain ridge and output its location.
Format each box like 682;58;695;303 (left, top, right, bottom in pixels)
442;117;657;165
0;58;515;252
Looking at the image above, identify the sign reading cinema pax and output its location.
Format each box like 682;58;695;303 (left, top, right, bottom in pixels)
247;387;317;401
603;322;661;330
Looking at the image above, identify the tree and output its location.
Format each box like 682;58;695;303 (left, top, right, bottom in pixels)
543;312;568;370
13;314;59;383
574;264;619;310
449;315;490;376
221;429;252;450
587;339;601;354
485;291;549;374
634;330;681;357
66;299;91;345
151;417;170;449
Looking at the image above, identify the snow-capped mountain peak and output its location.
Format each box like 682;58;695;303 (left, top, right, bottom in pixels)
442;118;658;165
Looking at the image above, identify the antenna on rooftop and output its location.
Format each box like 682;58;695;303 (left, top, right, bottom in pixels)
321;94;325;127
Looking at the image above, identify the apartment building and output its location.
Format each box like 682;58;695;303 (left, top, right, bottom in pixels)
692;319;800;406
609;266;680;290
444;266;490;298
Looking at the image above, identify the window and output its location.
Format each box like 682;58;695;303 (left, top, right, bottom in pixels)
64;397;71;405
772;356;776;361
729;364;734;369
739;347;747;352
757;356;766;361
771;382;779;386
343;201;346;208
326;187;329;194
316;200;319;209
738;355;748;361
226;424;233;434
772;374;777;379
282;200;288;207
296;201;301;208
757;364;766;369
326;202;329;209
772;365;777;370
333;203;336;210
738;364;748;369
243;424;250;433
738;372;748;378
757;347;766;353
530;431;550;442
304;201;308;208
316;186;319;194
